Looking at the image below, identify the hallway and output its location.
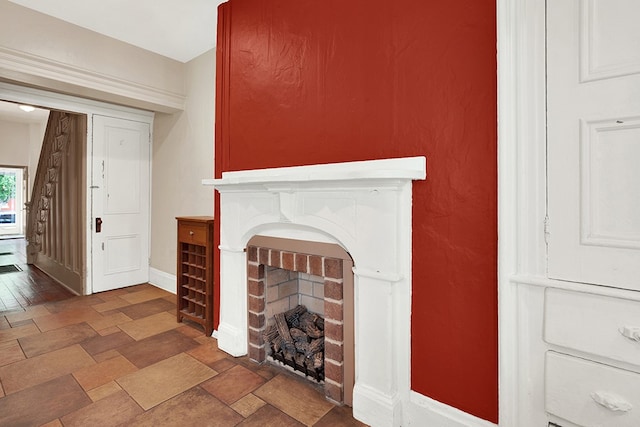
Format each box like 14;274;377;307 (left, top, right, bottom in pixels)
0;238;74;312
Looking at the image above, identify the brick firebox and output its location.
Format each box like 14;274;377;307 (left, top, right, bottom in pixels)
246;235;354;405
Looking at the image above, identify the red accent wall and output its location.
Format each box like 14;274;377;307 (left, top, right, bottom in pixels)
214;0;497;422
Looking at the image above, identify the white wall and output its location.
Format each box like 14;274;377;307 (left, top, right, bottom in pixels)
0;119;30;165
0;118;46;197
151;49;215;275
26;121;46;198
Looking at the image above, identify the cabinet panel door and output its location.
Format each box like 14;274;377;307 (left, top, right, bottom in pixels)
547;0;640;290
546;351;640;427
544;288;640;367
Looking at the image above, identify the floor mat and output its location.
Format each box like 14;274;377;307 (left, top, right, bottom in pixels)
0;264;21;274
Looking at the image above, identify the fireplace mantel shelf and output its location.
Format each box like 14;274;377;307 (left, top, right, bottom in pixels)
202;156;426;190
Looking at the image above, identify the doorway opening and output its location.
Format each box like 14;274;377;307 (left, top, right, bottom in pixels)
1;86;153;299
0;166;26;239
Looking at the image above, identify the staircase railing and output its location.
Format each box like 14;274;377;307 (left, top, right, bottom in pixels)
25;111;71;264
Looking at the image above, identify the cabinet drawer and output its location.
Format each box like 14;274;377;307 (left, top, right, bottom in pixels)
545;288;640;367
546;351;640;427
178;222;208;246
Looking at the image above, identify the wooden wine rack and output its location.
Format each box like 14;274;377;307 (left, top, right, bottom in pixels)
176;216;214;335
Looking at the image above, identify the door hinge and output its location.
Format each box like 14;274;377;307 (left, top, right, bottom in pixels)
544;215;550;244
101;242;104;251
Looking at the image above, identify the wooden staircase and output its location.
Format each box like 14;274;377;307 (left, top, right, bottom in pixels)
25;111;70;263
24;110;86;294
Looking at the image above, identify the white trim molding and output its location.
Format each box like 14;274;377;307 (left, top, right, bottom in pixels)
498;0;549;426
148;267;176;294
408;392;498;427
0;81;156;122
0;46;185;113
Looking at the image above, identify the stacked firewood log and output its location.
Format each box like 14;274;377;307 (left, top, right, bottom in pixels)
263;305;325;371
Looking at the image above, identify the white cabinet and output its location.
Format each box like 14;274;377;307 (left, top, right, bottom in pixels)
540;287;640;427
541;1;640;425
504;0;640;426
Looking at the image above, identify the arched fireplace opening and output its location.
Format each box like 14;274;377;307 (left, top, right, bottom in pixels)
246;235;354;405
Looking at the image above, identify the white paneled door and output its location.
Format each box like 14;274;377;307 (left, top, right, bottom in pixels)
91;115;150;292
547;0;640;290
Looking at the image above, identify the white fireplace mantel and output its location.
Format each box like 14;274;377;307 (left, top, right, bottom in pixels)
203;156;426;427
203;156;425;188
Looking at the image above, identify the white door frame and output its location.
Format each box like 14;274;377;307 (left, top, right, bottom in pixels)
0;81;154;295
497;0;548;425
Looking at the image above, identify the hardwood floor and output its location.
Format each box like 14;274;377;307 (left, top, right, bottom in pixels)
0;238;75;312
0;284;367;426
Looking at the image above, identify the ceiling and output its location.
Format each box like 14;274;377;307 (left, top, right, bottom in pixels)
0;101;49;124
7;0;226;63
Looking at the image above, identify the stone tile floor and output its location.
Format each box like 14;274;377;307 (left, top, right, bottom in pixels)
0;238;74;312
0;284;367;426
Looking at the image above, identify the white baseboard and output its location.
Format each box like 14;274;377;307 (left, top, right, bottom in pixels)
350;387;496;427
352;383;401;427
148;267;176;294
405;391;497;427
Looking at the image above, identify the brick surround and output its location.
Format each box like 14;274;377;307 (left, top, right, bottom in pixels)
247;244;346;403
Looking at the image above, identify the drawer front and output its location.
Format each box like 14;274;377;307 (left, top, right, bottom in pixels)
178;222;208;246
545;288;640;367
546;351;640;427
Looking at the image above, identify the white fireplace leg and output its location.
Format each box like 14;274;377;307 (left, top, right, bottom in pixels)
216;246;249;357
352;270;408;427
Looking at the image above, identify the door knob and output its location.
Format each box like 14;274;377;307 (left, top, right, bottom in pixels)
96;217;103;233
